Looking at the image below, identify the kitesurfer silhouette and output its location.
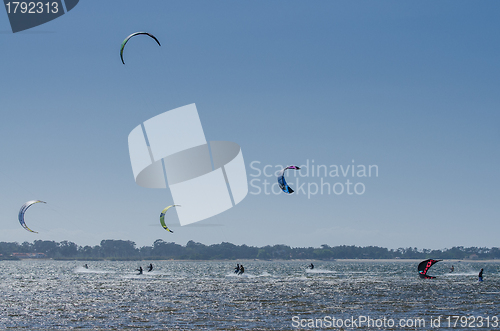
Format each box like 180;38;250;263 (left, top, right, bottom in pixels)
238;264;244;275
136;266;143;275
83;264;88;269
479;268;483;282
450;265;454;273
234;264;240;274
148;263;153;272
309;263;314;270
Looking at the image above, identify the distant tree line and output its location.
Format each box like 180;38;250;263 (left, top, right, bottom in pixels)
0;240;499;260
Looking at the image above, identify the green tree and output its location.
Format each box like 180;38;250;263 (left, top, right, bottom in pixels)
100;240;138;258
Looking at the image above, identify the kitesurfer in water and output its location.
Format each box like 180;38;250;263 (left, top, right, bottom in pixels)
309;263;314;270
83;264;88;269
450;265;454;273
148;263;153;272
238;264;245;275
234;264;240;274
136;266;143;275
479;268;483;282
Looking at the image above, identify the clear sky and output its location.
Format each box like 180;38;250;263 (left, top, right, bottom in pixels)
1;1;499;250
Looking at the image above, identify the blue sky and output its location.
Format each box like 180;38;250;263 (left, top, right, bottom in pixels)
1;1;499;249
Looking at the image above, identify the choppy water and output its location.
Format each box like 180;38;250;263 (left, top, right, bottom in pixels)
0;260;498;330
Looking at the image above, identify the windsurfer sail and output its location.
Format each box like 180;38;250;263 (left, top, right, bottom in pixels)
418;259;441;279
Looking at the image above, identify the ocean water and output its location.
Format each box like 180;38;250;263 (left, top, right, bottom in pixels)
0;260;498;330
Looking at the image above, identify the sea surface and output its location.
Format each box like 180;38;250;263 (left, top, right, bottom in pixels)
0;260;498;330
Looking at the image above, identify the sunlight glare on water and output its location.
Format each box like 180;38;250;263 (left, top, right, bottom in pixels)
0;260;498;330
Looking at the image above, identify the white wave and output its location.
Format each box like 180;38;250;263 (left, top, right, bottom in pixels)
121;273;148;279
74;266;112;274
306;268;336;274
442;272;480;277
225;272;259;278
258;271;273;277
142;270;172;276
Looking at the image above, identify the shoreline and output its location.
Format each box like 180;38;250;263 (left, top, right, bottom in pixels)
4;258;500;263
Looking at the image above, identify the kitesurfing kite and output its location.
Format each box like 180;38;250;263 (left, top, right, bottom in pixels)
418;259;441;279
18;200;46;233
159;205;180;233
120;32;161;64
277;166;301;194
